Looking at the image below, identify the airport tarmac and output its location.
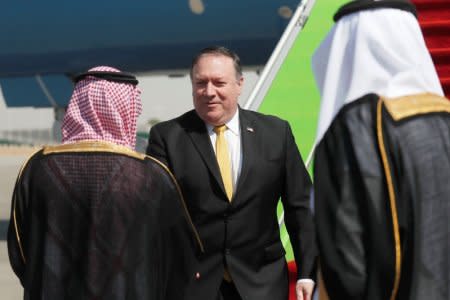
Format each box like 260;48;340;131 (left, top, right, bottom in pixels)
0;151;28;299
0;241;22;299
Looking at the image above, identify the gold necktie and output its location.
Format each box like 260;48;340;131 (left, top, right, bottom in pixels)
214;125;233;201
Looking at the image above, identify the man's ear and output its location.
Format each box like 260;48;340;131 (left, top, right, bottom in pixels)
237;76;244;95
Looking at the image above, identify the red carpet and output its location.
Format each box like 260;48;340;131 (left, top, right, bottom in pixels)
288;261;297;300
412;0;450;97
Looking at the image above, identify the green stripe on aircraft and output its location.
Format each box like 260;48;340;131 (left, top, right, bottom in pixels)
259;0;348;261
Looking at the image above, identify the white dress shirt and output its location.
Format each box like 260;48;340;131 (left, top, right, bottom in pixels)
207;109;242;192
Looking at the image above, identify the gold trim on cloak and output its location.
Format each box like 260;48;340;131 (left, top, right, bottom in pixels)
383;93;450;121
317;93;449;300
43;140;146;160
13;140;205;266
146;155;205;253
377;99;402;300
13;147;43;264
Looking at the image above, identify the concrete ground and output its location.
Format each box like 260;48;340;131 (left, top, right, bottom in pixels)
0;241;22;299
0;150;29;299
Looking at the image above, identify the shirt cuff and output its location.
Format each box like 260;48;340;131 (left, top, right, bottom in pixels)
296;278;315;285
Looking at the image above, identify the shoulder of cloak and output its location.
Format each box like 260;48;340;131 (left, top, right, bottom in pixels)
382;93;450;121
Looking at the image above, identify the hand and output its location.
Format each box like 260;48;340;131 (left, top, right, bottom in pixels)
296;281;314;300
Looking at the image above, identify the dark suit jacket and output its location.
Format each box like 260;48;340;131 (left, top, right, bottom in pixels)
147;108;316;300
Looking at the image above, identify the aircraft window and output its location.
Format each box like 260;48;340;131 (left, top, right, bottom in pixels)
189;0;205;15
278;6;293;19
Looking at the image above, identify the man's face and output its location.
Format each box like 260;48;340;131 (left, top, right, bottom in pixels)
191;54;243;126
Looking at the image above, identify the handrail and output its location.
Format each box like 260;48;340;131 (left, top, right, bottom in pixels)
244;0;317;111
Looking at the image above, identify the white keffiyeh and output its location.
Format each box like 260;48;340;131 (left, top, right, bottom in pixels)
312;8;443;143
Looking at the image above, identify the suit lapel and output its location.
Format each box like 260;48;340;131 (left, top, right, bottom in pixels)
183;111;224;193
235;109;256;197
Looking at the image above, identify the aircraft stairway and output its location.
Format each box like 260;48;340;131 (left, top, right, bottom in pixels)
413;0;450;97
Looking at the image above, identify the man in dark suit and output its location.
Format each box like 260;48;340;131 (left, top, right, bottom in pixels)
146;46;317;300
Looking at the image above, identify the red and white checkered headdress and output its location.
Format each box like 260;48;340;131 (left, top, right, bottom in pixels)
62;66;142;149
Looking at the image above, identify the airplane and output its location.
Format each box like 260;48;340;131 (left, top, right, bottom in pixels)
2;0;448;299
0;1;347;299
0;0;299;107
